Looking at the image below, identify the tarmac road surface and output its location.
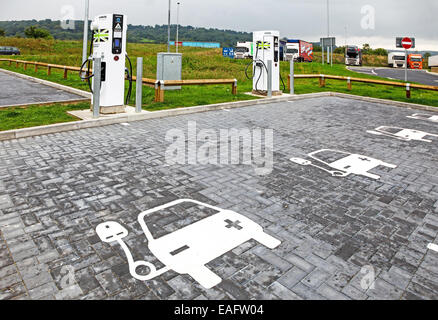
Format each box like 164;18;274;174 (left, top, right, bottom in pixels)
348;66;438;86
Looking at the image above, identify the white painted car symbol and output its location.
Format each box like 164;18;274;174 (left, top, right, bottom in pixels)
367;126;438;142
96;199;281;289
290;149;397;180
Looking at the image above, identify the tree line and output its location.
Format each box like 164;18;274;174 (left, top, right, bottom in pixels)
0;20;252;47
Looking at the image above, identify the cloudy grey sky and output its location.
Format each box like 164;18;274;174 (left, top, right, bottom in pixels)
1;0;437;50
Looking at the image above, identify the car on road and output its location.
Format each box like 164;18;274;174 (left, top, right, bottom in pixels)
0;46;20;55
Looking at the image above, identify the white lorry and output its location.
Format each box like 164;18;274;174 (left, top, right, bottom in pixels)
234;41;253;59
388;52;406;68
345;46;363;66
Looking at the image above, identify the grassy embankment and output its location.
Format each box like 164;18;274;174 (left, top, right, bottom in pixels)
0;37;437;131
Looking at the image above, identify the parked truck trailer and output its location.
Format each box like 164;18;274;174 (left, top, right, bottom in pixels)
285;40;313;62
428;55;438;69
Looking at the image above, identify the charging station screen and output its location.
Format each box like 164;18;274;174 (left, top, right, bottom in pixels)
114;39;120;47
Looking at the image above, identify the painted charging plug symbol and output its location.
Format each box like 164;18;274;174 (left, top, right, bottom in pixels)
290;149;397;180
96;199;281;289
96;222;170;281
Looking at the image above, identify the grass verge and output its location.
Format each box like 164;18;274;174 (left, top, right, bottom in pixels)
0;102;90;132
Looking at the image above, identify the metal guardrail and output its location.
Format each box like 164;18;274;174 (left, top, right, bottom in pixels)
0;58;238;103
288;74;438;98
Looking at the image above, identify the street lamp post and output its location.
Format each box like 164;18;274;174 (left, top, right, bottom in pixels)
167;0;171;52
82;0;90;66
176;2;180;53
327;0;333;66
327;0;330;38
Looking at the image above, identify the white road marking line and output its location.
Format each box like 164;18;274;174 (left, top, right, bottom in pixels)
427;243;438;252
223;109;231;112
121;123;130;126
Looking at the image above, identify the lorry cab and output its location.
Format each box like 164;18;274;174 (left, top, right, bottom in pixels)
388;52;406;68
285;44;299;61
234;42;253;59
345;46;362;66
407;54;423;69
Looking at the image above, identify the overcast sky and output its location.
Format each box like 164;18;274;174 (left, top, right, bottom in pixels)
1;0;437;50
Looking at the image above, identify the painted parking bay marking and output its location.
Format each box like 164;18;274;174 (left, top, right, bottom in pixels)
96;199;281;289
290;149;397;180
367;126;438;142
407;114;438;123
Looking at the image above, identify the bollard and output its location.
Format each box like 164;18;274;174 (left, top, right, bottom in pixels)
154;81;160;102
290;59;295;95
347;77;352;91
319;74;326;87
93;57;101;118
136;57;143;113
159;81;165;102
267;60;273;98
232;79;238;95
406;83;411;99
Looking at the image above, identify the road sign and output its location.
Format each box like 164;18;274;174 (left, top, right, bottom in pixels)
222;47;235;59
320;37;336;67
402;37;413;50
396;37;415;49
320;37;336;48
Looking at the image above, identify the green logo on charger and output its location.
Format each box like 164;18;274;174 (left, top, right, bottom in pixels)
257;42;271;50
93;29;109;43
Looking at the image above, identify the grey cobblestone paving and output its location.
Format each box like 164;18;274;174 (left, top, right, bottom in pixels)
0;96;437;300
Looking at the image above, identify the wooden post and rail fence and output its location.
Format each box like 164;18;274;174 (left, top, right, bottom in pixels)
2;58;437;102
0;58;238;103
287;74;438;99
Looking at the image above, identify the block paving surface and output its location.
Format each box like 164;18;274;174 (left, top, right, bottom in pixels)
0;96;437;300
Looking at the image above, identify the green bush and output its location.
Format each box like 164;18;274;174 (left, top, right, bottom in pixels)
24;26;52;39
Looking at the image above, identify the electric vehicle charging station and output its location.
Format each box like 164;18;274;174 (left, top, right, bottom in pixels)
81;14;133;115
251;31;282;96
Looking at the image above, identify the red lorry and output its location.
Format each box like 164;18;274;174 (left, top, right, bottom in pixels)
407;54;423;69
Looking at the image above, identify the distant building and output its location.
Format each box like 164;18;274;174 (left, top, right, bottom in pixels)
169;41;221;48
